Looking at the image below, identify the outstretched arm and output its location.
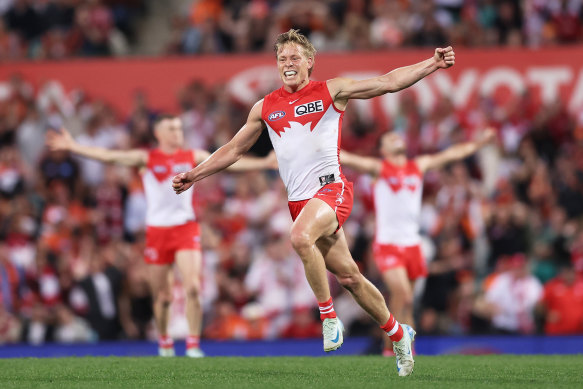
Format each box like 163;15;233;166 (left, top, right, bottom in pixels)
194;149;278;172
340;150;382;176
415;128;496;174
46;128;148;167
173;100;265;194
328;47;455;106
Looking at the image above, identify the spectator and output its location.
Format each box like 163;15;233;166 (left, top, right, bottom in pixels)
483;254;543;334
549;0;582;44
538;265;583;335
69;243;132;340
39;148;79;190
54;303;94;343
280;306;321;339
0;304;22;344
4;0;41;43
203;299;249;340
0;145;25;198
486;203;529;270
20;302;54;344
0;242;27;314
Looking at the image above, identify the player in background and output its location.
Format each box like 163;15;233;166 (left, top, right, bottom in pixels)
172;29;455;376
47;114;275;357
341;128;496;355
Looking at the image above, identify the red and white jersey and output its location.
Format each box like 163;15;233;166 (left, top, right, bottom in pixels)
262;80;345;201
142;149;197;227
374;159;423;246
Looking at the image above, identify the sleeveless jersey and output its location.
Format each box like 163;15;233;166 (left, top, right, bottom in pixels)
261;80;345;201
374;159;423;246
142;149;197;227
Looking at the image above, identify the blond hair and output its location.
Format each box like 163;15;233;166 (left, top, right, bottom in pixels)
273;29;316;75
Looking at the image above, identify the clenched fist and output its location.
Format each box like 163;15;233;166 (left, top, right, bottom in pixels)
172;172;195;194
434;46;455;69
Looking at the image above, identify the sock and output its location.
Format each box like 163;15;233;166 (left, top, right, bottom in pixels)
318;297;337;320
186;335;200;349
380;313;404;342
158;335;174;348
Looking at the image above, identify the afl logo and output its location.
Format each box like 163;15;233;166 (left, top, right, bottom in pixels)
268;111;286;121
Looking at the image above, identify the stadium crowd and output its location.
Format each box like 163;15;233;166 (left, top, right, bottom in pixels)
1;65;583;346
0;0;144;60
1;0;583;349
169;0;583;55
1;0;582;60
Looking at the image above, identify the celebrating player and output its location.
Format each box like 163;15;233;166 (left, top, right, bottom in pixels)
341;129;496;355
47;114;274;357
172;29;455;376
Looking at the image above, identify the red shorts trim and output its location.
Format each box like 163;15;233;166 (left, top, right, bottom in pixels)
145;221;201;265
288;182;354;232
373;243;427;281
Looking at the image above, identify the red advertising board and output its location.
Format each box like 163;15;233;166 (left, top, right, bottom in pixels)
1;46;583;118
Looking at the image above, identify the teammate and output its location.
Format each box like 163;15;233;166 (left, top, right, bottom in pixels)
172;29;455;376
47;114;274;357
341;129;496;355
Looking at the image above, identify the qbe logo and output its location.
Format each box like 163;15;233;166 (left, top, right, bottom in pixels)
268;111;286;121
294;100;324;117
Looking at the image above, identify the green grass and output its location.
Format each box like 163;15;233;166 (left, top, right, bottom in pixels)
0;356;581;388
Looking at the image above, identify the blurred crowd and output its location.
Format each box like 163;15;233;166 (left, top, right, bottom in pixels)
0;0;144;60
1;0;582;60
1;67;583;347
168;0;583;55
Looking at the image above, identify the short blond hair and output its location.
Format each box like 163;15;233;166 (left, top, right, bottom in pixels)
273;29;316;75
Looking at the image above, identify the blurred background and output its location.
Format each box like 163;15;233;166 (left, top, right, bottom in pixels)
1;0;583;355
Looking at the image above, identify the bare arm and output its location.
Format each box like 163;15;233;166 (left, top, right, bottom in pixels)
46;128;148;167
328;47;455;107
173;100;265;194
340;150;382;176
415;128;496;173
228;150;278;171
194;148;278;172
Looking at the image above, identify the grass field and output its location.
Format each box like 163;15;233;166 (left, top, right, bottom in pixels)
0;355;581;388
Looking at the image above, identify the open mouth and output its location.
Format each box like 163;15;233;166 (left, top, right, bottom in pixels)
284;70;297;79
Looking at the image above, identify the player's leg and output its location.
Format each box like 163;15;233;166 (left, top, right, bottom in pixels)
382;267;414;325
145;225;177;356
317;230;390;324
289;198;343;351
148;263;174;356
317;231;415;376
175;249;204;357
381;267;413;355
290;198;337;302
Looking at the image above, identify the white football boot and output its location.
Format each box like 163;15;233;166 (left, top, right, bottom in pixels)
392;324;415;376
158;337;175;357
186;347;205;358
322;317;344;352
158;346;175;357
